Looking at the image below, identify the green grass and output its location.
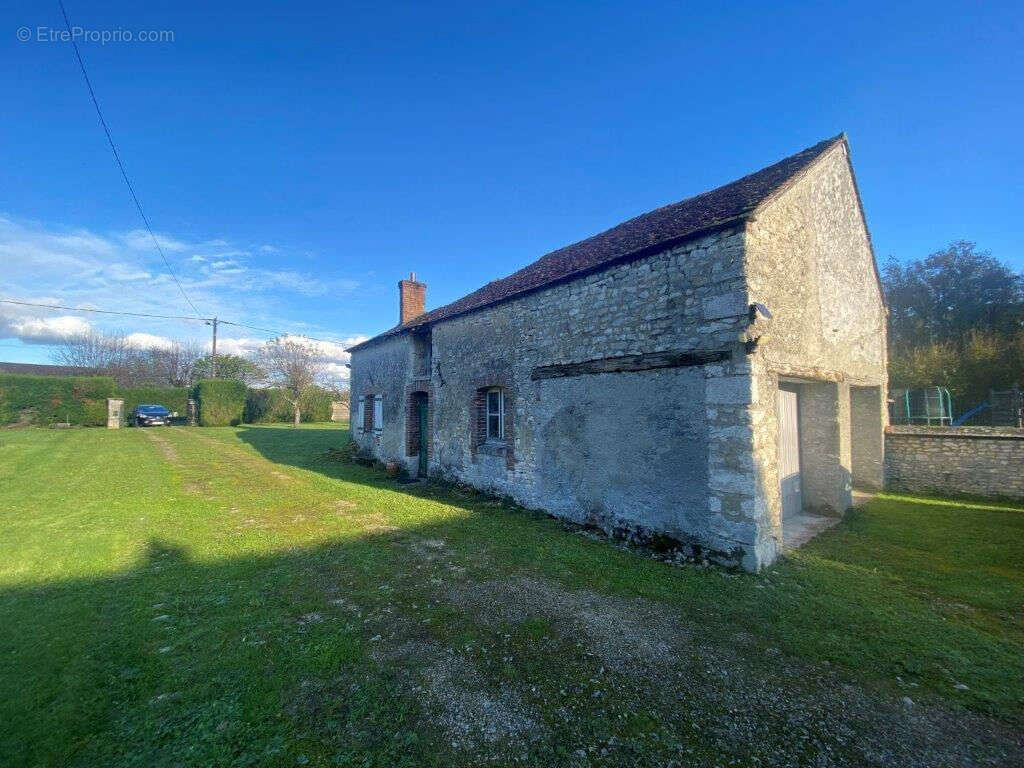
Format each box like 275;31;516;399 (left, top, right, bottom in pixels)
1;424;1021;767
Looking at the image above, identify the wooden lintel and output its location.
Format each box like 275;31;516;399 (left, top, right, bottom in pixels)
530;348;731;381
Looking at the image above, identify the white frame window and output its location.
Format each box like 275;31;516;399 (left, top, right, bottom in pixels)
486;387;504;441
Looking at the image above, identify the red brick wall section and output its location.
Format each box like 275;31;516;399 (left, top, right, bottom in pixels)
471;388;487;447
399;278;426;324
469;382;515;469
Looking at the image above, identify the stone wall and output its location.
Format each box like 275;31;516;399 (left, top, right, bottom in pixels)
885;426;1024;500
743;142;887;553
408;226;757;565
348;333;415;468
348;141;889;570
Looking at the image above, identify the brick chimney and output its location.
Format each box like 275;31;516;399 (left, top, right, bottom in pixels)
399;272;426;324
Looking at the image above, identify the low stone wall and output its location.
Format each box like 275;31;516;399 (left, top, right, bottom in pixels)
884;426;1024;500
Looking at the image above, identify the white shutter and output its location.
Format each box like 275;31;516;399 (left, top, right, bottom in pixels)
373;395;383;432
357;396;365;434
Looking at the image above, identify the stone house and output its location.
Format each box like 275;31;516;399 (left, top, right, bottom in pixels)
347;135;887;570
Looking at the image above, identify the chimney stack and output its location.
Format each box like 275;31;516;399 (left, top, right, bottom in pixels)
399;272;426;324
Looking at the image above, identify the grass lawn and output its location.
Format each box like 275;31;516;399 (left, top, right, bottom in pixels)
1;424;1021;767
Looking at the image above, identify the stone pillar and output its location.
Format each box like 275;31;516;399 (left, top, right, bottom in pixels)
850;386;884;491
107;398;124;429
187;398;198;426
703;355;775;571
798;381;853;515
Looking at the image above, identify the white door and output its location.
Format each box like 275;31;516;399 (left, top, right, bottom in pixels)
777;388;802;520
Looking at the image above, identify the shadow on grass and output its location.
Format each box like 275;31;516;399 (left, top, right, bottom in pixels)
0;512;498;768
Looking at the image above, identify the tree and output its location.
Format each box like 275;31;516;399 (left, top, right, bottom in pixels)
143;340;202;387
883;242;1024;409
53;330;133;378
53;332;203;387
883;241;1024;354
255;338;326;425
193;354;264;385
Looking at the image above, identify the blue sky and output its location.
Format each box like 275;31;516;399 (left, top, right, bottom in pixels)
1;0;1021;375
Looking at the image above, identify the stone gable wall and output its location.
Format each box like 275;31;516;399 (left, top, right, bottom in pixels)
743;144;888;556
348;333;415;468
885;426;1024;500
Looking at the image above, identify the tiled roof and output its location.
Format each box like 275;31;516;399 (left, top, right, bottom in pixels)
349;134;845;352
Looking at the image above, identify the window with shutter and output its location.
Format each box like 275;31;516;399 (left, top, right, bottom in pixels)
356;396;365;434
373;395;383;432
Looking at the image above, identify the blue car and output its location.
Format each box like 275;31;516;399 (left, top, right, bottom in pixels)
132;404;171;427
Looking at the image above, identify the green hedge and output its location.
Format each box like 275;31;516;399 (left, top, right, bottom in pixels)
0;374;115;426
243;387;333;423
195;379;247;426
118;386;190;418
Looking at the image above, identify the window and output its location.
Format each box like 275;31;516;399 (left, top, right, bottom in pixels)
486;388;504;440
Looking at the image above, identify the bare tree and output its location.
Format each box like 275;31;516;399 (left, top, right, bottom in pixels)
145;340;202;387
256;337;326;425
53;332;203;387
53;330;135;383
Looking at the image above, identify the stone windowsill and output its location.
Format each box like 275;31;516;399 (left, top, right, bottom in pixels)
476;440;510;457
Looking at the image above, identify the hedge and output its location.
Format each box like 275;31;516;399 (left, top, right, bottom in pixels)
195;379;247;426
243;387;334;423
0;374;115;426
117;386;190;418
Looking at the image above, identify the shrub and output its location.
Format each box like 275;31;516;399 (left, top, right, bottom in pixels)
243;386;334;423
195;379;247;426
0;374;116;426
299;387;333;422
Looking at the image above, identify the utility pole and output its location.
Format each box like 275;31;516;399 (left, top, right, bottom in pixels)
207;317;218;378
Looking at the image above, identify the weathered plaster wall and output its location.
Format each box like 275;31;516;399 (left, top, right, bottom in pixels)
348;333;416;472
850;385;885;490
744;144;887;550
426;227;761;566
885;426;1024;500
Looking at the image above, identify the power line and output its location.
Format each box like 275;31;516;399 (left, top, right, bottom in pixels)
217;320;349;346
0;299;206;322
57;0;202;319
1;298;353;347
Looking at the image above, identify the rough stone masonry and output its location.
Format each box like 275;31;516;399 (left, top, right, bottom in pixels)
885;426;1024;500
348;135;888;571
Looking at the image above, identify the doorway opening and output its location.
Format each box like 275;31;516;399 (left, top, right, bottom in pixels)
777;379;847;550
409;391;430;477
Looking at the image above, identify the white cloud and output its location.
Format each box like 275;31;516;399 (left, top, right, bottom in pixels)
120;229;188;253
212;333;369;381
0;312;92;344
125;332;175;350
0;215;368;358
